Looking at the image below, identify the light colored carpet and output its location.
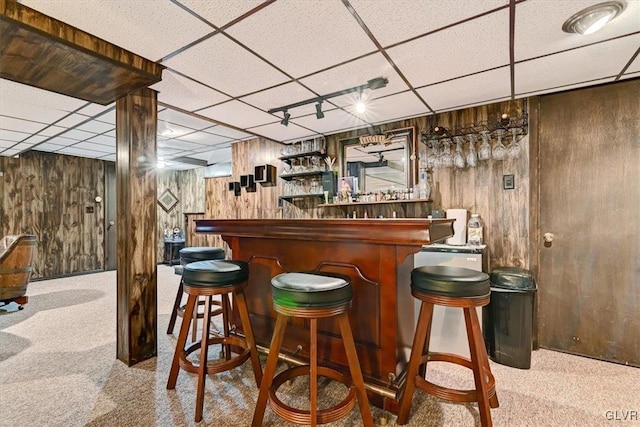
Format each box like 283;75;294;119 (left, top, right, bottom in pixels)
1;266;638;427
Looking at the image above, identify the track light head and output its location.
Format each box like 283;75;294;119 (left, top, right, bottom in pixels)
315;102;325;119
281;111;290;126
367;77;388;90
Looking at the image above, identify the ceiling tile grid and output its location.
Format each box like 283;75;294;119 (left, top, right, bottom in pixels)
178;0;267;29
151;70;231;112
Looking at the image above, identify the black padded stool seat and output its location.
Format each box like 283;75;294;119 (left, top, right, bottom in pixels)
179;246;225;263
182;260;248;287
167;258;262;423
411;265;490;297
167;247;227;337
398;266;498;427
253;272;373;427
271;272;352;308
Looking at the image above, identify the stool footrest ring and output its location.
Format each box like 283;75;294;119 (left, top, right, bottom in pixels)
268;365;357;425
178;335;250;375
415;352;496;404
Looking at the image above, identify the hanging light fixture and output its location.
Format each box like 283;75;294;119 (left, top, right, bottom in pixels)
280;111;290;126
562;1;626;35
268;77;388;126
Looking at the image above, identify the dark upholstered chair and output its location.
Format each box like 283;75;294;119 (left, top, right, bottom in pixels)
0;234;37;309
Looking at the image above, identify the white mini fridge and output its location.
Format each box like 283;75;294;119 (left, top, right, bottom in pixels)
413;243;487;358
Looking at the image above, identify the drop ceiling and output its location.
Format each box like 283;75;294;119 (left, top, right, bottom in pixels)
1;0;638;170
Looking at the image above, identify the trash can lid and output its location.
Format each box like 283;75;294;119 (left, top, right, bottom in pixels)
490;266;536;290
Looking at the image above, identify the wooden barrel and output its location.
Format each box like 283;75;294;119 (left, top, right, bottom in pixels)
0;234;36;301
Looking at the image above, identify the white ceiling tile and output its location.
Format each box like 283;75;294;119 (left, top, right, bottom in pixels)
152;70;231;112
73;142;114;153
75;120;115;134
1;148;20;156
57;146;107;158
290;108;368;135
248;122;318;143
515;35;640;95
387;9;510;87
0;140;16;149
55;114;92;128
417;67;511;111
240;82;318;113
627;54;640;74
0;79;86;112
517;77;615;97
163;34;289;97
515;0;640;61
158;122;199;138
44;136;79;146
87;134;116;146
0;116;48;133
76;103;113;117
177;131;231;145
198;101;277;128
227;0;377;78
189;147;233;165
158;108;217;131
299;53;410;105
23;0;213;61
179;0;265;28
346;92;430;124
13;142;37;151
157;147;184;156
162;139;205;151
59;128;98;141
105;130;116;137
95;109;116;124
37;126;68;137
23;135;50;145
203;126;252;140
350;0;508;47
99;154;116;162
0;129;30;142
33;142;66;152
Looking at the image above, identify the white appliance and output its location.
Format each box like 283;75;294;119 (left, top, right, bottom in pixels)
414;243;487;358
445;209;467;245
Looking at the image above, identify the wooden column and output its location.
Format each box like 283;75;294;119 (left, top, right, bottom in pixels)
116;88;158;366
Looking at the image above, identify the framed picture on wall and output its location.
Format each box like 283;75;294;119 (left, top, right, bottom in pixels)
158;189;179;212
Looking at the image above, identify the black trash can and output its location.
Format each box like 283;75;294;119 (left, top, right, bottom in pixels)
483;267;537;369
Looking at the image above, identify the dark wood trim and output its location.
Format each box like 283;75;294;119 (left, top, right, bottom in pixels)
527;95;541;350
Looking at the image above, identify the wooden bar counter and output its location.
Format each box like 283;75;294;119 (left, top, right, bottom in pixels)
195;218;453;410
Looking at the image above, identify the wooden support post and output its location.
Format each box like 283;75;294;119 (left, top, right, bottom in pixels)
115;88;158;366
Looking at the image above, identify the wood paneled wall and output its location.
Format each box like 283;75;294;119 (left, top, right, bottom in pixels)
325;99;529;270
0;151;105;278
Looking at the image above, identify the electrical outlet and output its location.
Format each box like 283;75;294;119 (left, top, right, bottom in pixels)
503;174;515;190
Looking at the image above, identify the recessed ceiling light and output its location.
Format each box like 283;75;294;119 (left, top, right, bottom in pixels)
562;1;626;35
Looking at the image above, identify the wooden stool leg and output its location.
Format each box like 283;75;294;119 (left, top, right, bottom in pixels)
252;313;288;427
191;296;199;342
194;295;213;422
221;293;232;360
310;318;318;427
464;307;493;427
397;301;434;425
337;313;374;427
234;289;263;386
167;293;197;389
166;279;184;334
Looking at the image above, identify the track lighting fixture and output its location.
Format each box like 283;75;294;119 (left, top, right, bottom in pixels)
280;111;290;126
268;77;389;126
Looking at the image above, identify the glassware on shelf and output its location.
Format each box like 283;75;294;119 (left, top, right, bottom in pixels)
440;138;454;168
453;136;466;169
466;134;478;167
426;140;439;169
492;129;507;161
477;130;492;161
507;127;521;159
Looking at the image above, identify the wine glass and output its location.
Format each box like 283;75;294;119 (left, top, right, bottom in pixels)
426;140;439;169
440;138;453;168
507;127;521;159
453;136;466;169
466;134;478;167
478;130;492;161
492;129;507;160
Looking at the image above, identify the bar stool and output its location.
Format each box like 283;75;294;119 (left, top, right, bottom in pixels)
167;260;263;422
166;246;226;339
397;266;499;427
252;272;374;427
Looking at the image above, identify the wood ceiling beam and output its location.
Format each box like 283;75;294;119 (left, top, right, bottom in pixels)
0;0;163;105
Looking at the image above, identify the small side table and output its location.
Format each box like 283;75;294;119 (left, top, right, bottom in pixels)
163;239;185;265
